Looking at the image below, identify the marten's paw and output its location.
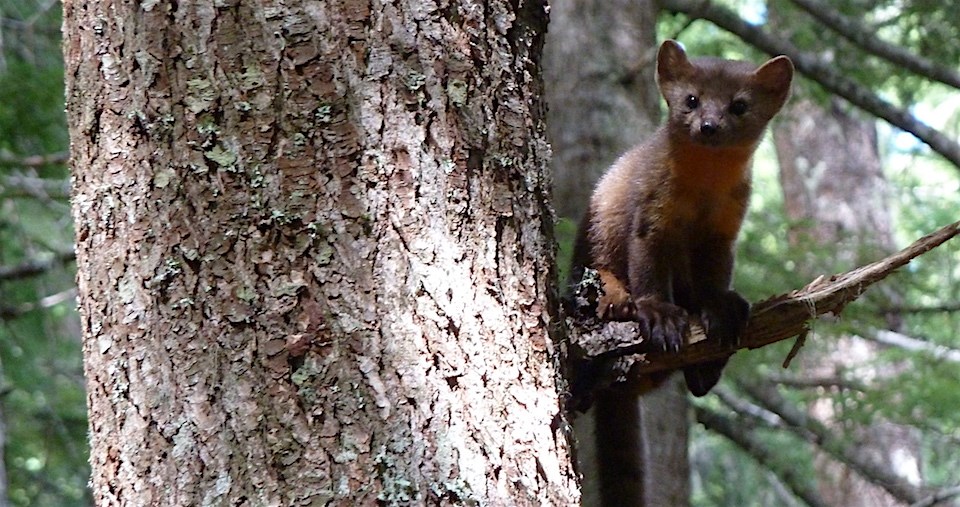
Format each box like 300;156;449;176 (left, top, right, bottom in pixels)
596;269;636;320
632;300;690;353
593;269;690;351
597;296;638;321
683;358;729;396
701;290;750;345
598;296;689;352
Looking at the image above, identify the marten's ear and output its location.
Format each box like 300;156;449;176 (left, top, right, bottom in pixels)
656;40;694;84
752;55;794;97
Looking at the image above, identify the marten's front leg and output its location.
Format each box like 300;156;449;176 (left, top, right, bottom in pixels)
613;232;689;353
597;268;689;353
693;237;750;344
682;238;750;395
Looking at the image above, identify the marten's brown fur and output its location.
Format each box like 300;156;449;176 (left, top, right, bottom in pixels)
570;39;792;507
571;40;793;395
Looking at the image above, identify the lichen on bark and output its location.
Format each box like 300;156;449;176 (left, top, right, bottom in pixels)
66;1;578;505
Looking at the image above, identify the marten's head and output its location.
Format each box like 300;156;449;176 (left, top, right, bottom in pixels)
656;40;793;148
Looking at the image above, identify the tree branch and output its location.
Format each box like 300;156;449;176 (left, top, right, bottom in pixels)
0;173;71;200
712;385;782;428
0;288;77;319
694;404;830;507
879;303;960;314
711;386;960;507
566;220;960;406
658;0;960;170
764;373;867;392
0;250;76;282
0;151;68;167
786;0;960;90
739;381;925;504
861;329;960;363
910;485;960;507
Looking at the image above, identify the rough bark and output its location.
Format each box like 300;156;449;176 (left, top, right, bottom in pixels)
544;1;690;505
65;1;578;505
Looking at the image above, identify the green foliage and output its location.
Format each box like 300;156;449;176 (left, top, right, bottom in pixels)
651;2;960;502
0;1;89;506
2;310;88;506
691;420;816;507
0;61;67;158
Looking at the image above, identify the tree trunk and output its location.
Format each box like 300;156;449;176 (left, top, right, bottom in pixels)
64;1;579;505
774;98;920;507
545;2;691;506
545;0;660;220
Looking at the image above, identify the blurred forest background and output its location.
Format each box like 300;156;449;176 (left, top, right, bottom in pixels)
1;0;958;506
1;0;87;506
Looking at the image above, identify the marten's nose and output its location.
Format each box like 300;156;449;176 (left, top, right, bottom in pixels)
700;121;718;136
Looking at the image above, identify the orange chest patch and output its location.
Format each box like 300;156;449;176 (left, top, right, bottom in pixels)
666;148;753;239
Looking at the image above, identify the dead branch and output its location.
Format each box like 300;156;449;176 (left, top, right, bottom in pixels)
565;220;960;407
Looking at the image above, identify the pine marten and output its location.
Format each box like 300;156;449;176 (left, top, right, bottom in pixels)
570;40;794;395
569;39;793;507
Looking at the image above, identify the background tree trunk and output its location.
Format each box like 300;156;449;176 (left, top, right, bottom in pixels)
545;1;691;505
545;0;660;219
64;1;579;505
774;98;921;506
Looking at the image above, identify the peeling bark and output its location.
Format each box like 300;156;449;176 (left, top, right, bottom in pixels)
65;1;579;505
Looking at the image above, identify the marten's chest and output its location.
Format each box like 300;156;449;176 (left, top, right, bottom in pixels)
662;180;750;242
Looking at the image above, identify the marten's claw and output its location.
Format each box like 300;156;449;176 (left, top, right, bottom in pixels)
596;295;690;352
597;295;637;321
701;290;750;345
633;300;689;353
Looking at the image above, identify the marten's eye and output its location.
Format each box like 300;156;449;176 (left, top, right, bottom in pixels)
729;99;748;116
685;95;700;109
